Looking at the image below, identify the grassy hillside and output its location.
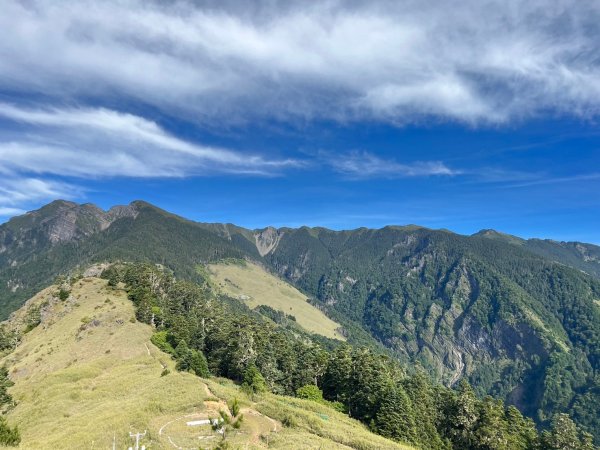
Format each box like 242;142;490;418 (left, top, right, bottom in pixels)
208;261;345;341
0;277;410;449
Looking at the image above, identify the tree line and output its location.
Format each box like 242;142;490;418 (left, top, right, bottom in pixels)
103;262;595;450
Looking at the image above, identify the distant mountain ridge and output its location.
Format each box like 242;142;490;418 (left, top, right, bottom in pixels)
473;228;600;278
1;200;599;442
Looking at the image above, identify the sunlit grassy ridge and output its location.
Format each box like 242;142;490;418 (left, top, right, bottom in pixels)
208;261;345;340
1;278;408;449
1;278;206;448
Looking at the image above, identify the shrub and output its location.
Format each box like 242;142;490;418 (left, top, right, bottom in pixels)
281;414;298;428
0;417;20;446
296;384;324;402
23;305;42;333
150;331;175;355
58;288;70;301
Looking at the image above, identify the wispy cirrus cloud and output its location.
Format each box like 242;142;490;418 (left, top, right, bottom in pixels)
0;176;78;218
504;172;600;188
0;103;298;178
1;1;600;125
0;207;25;216
0;102;299;217
324;151;459;179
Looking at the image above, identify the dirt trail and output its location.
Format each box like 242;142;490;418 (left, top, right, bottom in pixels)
242;407;280;432
158;380;281;449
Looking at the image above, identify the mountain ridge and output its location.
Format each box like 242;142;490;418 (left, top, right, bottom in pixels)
6;199;600;257
1;200;599;443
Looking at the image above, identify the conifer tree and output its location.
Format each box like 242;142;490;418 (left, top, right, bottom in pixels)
242;364;267;395
375;385;418;445
541;414;582;450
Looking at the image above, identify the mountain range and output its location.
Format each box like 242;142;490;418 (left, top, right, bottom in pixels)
1;200;598;443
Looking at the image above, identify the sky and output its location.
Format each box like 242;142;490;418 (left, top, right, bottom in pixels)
0;0;599;243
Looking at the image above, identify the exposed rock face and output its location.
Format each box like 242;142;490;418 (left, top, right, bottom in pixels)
44;203;138;243
254;227;283;256
0;200;138;247
575;243;599;262
83;263;111;278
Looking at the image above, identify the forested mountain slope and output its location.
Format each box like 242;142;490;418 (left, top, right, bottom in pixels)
100;262;595;449
0;201;253;318
474;229;600;278
260;226;600;439
0;200;598;443
0;275;409;449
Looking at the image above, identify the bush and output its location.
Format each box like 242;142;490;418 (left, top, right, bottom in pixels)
0;417;20;446
58;288;70;301
281;414;298;428
296;384;346;412
328;401;346;413
151;331;175;355
296;384;324;402
23;305;41;333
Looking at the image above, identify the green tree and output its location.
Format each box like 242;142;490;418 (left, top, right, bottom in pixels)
403;371;447;449
579;432;594;450
242;364;267;395
189;349;210;378
505;406;539;450
322;344;353;404
375;384;418;445
174;340;192;372
473;396;510;450
211;398;244;442
541;413;582;450
446;380;479;448
0;367;15;414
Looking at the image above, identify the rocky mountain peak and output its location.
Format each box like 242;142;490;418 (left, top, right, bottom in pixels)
1;200;139;246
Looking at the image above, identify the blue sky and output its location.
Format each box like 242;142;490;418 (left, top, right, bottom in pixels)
0;1;599;243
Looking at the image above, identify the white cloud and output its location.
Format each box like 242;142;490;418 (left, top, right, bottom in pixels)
0;178;76;204
0;1;599;124
325;151;458;179
0;103;298;178
0;207;25;216
2;0;596;220
0;102;300;218
0;177;78;219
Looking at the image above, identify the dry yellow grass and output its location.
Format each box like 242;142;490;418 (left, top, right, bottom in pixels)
0;278;410;449
208;262;345;340
1;278;209;449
